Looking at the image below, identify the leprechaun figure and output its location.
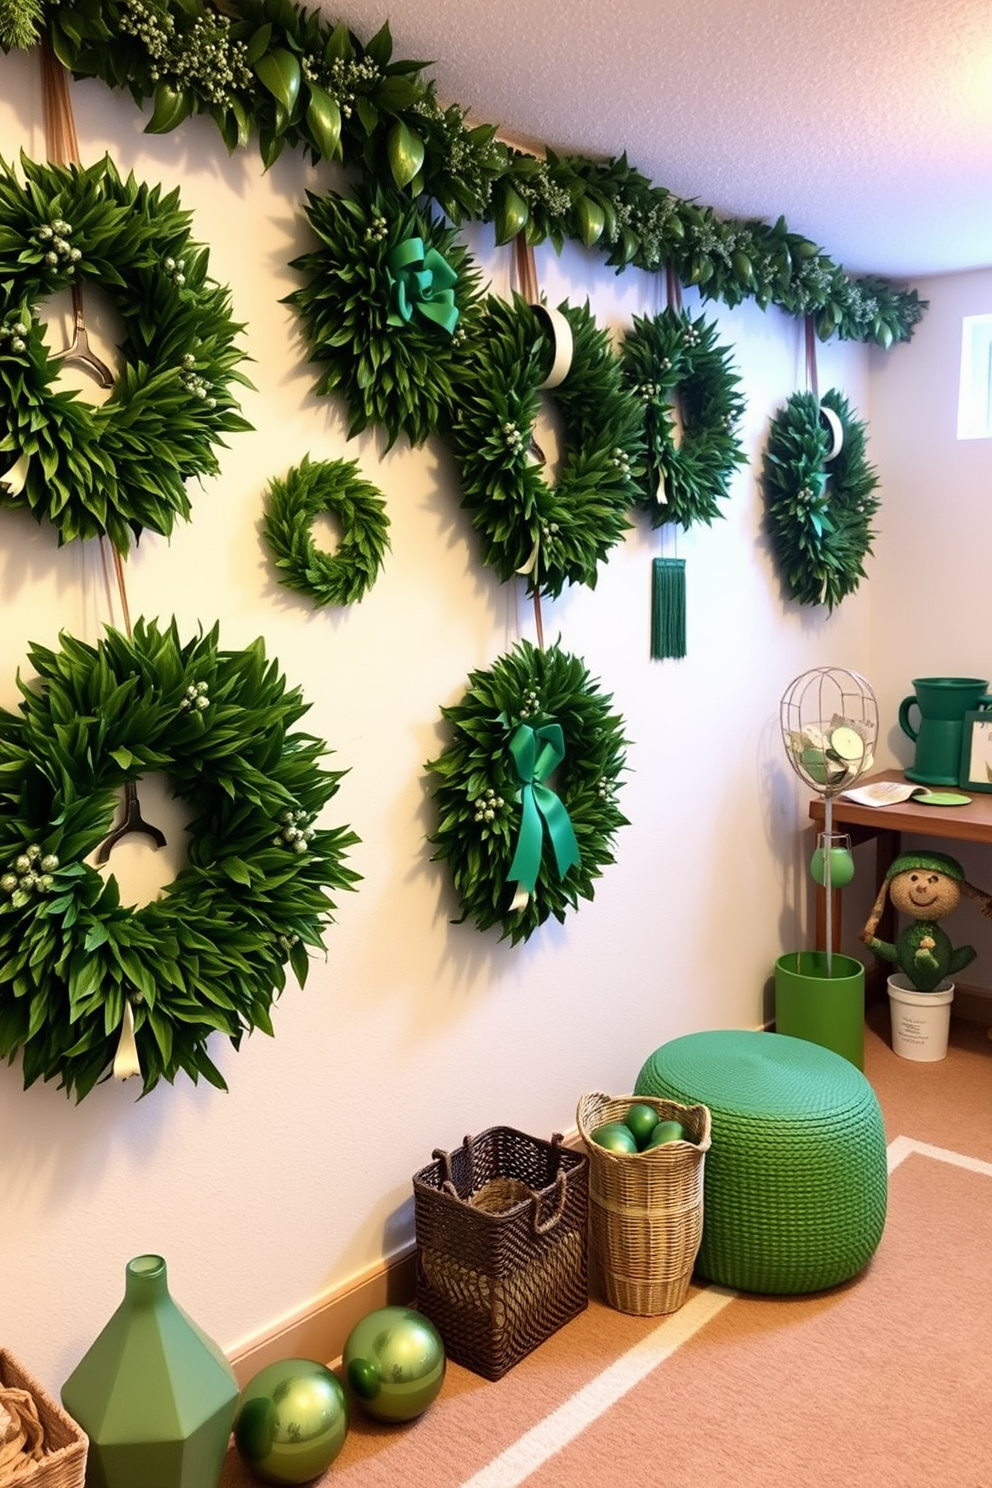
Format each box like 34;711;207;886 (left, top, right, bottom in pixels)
860;850;992;992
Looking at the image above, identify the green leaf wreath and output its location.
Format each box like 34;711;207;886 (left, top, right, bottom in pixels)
426;640;629;945
619;307;746;529
0;153;251;551
445;295;644;599
262;454;391;607
0;618;359;1100
18;0;927;347
285;181;483;449
761;388;880;611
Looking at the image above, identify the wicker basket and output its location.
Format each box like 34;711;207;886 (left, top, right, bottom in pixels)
413;1126;589;1380
576;1092;712;1316
0;1352;87;1488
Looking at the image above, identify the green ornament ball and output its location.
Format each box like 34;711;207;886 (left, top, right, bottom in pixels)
623;1103;660;1147
343;1307;445;1423
590;1121;639;1153
233;1358;349;1485
809;845;856;888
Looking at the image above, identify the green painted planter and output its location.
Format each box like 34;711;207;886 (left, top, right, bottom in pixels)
774;951;865;1069
61;1255;240;1488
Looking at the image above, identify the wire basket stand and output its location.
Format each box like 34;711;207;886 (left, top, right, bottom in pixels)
780;667;878;971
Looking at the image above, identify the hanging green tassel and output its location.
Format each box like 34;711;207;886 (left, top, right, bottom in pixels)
651;557;686;660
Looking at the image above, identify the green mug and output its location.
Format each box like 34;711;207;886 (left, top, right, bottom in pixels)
898;677;992;785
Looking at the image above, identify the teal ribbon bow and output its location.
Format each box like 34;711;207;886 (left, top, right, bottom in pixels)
385;237;459;335
507;722;581;900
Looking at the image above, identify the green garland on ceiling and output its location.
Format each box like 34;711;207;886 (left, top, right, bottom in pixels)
761;387;880;611
426;639;629;945
0;151;251;551
0;617;359;1099
2;0;927;349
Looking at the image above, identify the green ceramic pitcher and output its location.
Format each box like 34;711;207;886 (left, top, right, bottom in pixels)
61;1254;240;1488
898;677;992;786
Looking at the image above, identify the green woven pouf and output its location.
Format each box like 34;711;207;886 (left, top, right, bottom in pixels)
634;1030;887;1294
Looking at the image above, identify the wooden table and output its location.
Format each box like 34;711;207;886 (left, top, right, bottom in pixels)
809;770;992;963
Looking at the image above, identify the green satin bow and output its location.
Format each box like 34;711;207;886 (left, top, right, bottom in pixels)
385;237;459;335
507;722;581;899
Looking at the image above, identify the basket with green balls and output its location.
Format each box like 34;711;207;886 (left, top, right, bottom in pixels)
577;1092;712;1317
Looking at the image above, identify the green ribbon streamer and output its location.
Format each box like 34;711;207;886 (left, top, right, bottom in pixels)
385;236;459;335
507;722;581;897
651;557;686;660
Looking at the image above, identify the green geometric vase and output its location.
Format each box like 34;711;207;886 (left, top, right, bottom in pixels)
61;1254;240;1488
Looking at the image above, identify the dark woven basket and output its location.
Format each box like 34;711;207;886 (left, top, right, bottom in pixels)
412;1126;588;1380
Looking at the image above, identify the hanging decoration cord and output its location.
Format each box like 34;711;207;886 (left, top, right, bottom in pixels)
40;38;133;644
804;314;820;402
649;261;687;660
40;37;115;389
512;231;545;652
40;35;161;1078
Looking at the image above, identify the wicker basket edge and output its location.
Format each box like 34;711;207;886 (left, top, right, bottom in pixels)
0;1349;87;1488
576;1091;712;1155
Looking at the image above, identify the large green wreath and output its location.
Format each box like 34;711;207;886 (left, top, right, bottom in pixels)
445;295;644;599
0;618;359;1099
426;640;629;945
761;388;880;611
0;152;251;552
620;307;746;529
263;454;391;607
285;181;482;449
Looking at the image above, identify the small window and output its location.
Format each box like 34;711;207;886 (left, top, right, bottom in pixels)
957;313;992;439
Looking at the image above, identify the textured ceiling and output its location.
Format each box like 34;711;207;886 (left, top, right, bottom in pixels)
317;0;992;281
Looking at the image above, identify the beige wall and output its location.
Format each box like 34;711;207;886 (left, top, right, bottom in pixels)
0;45;879;1392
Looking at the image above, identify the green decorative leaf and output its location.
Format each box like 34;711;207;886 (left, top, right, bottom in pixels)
254;49;301;115
145;81;193;135
575;196;606;248
305;84;342;160
387;120;425;190
493;182;529;245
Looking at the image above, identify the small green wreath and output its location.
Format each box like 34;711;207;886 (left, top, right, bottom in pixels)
0;618;359;1100
762;387;880;610
0;153;251;552
263;455;391;607
446;295;644;598
285;181;483;449
619;307;746;528
426;640;629;945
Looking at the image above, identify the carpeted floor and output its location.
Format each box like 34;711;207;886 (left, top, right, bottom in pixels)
221;1002;992;1488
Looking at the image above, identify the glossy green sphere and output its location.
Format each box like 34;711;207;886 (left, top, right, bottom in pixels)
645;1119;686;1147
623;1102;660;1148
233;1358;348;1484
590;1121;638;1153
343;1307;445;1423
809;845;855;887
